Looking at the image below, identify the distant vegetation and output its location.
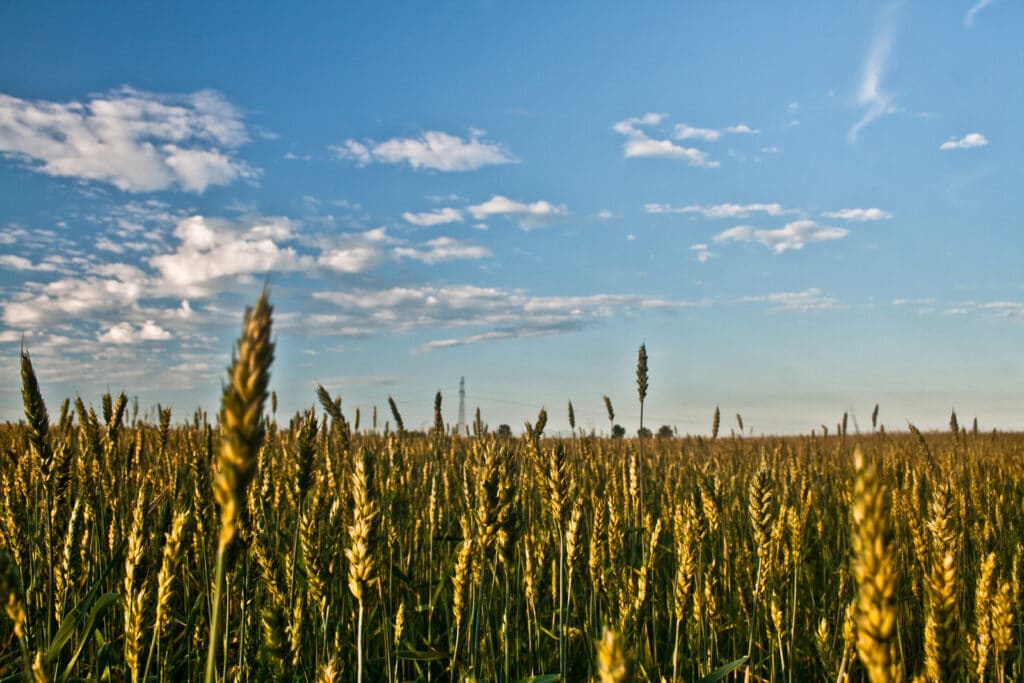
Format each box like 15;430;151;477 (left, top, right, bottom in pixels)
1;291;1020;682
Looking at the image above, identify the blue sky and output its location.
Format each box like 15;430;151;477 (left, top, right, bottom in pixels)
0;1;1020;434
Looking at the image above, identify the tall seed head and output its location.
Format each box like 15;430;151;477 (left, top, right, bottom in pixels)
0;550;27;641
388;396;404;433
636;343;648;404
345;449;378;602
294;410;318;500
603;395;614;424
596;626;632;683
433;391;443;435
214;290;274;554
851;448;902;683
20;349;52;466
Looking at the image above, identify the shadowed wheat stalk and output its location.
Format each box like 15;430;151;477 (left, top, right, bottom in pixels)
851;448;902;683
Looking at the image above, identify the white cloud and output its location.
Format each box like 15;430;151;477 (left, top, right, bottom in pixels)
335;140;371;164
3;269;148;328
0;87;255;192
821;207;893;221
149;215;309;293
0;254;33;270
849;4;902;142
940;132;988;150
713;219;848;253
309;284;696;347
674;122;760;141
980;302;1024;320
98;320;172;344
612;112;666;136
393;237;491;264
760;145;780;154
673;124;722;142
466;195;567;229
316;227;392;274
690;243;713;263
596;209;615;220
741;288;841;313
0;254;58;271
623;138;716;166
645;202;794;218
965;0;997;27
402;207;464;227
612;113;719;167
332;130;515;171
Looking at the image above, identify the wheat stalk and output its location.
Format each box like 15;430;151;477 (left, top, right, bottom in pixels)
206;290;274;683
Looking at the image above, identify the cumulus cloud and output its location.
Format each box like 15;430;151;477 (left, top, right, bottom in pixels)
466;195;567;229
821;207;893;221
612;113;719;167
402;207;464;227
393;237;491;264
98;320;172;344
623;138;714;165
149;215;310;294
713;220;848;253
316;227;392;274
849;4;902;142
0;254;60;271
645;202;794;218
611;112;666;136
332;129;515;171
3;268;148;328
0;87;255;192
940;132;988;150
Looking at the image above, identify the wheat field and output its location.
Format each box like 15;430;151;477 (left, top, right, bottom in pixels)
2;292;1022;682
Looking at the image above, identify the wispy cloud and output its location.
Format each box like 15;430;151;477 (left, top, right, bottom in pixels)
848;4;903;143
466;195;567;229
690;243;713;263
645;202;795;218
0;87;255;192
392;237;491;264
402;207;464;227
940;132;988;150
821;207;893;221
713;220;848;253
308;285;699;351
980;302;1024;320
965;0;997;27
740;288;842;313
674;122;760;141
333;129;515;172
